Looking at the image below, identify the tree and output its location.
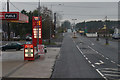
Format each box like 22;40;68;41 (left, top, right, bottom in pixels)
61;20;71;29
9;6;54;40
76;20;118;33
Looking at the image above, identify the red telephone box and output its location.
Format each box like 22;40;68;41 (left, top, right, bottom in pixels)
32;16;42;47
24;44;34;60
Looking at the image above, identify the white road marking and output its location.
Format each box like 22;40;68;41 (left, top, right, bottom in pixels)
88;61;91;64
111;61;115;63
95;51;99;53
96;69;108;80
91;43;94;45
74;39;108;80
76;46;84;55
88;44;119;68
101;70;120;74
76;45;86;58
99;60;104;64
72;40;74;43
101;55;104;57
88;45;118;66
88;46;107;61
95;60;104;65
100;68;119;71
91;64;95;68
106;57;109;60
76;45;97;68
83;55;86;58
85;57;88;60
76;46;83;54
95;63;101;65
88;46;96;52
104;74;120;77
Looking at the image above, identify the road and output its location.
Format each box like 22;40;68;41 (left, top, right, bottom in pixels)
52;32;120;80
1;32;119;80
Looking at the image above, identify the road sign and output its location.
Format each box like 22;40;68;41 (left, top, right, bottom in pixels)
24;44;34;60
0;12;29;23
5;13;17;19
37;45;45;55
32;16;42;47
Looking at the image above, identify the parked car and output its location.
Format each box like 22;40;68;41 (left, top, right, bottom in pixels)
26;36;32;41
112;34;120;39
1;42;24;51
13;36;20;41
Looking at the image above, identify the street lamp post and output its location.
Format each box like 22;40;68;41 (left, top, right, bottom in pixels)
72;19;77;38
54;11;63;34
105;16;109;45
48;4;63;43
96;28;100;41
48;4;53;44
72;19;77;30
37;0;40;46
96;33;99;41
7;0;10;41
84;20;87;35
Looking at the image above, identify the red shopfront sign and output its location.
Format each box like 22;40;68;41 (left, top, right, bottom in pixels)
32;16;42;47
0;12;29;23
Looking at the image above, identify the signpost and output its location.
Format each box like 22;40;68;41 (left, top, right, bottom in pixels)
37;45;45;55
5;13;17;19
24;16;43;61
24;44;34;61
32;16;42;47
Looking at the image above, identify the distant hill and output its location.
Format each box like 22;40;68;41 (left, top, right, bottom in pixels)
76;20;118;33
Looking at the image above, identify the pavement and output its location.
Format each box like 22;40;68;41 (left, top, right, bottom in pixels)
1;47;60;79
52;32;120;80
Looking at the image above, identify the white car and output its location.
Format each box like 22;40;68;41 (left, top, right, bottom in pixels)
112;34;120;39
26;36;32;41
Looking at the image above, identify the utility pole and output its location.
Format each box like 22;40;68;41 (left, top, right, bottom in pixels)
49;4;52;44
7;0;10;41
105;16;109;45
54;12;56;36
72;19;77;30
37;0;40;46
84;20;86;35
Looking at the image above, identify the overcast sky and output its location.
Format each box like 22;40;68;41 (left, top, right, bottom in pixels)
1;0;119;23
1;0;120;2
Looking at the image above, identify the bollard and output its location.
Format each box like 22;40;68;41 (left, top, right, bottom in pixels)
105;38;109;45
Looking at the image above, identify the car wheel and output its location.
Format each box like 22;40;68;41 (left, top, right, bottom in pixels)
2;49;6;51
16;48;20;51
